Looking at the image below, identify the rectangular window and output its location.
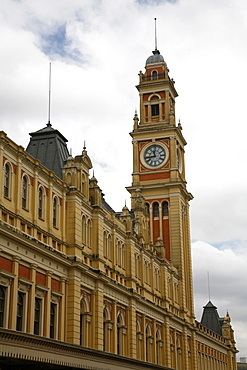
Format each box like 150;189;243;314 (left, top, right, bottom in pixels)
151;104;159;117
16;292;24;331
0;286;6;327
50;303;56;338
34;297;41;335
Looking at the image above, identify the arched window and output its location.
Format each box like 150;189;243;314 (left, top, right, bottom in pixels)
122;244;126;269
108;235;112;260
87;219;92;247
151;70;158;80
145;325;152;362
53;197;58;227
82;216;86;244
145;202;150;214
38;187;44;219
117;313;124;355
163;201;169;217
116;241;121;266
103;307;111;352
4;163;10;198
135;254;141;278
103;231;107;257
176;336;182;369
22;175;28;208
153;202;159;217
80;301;86;346
150;95;160;117
16;292;24;331
103;308;107;351
136;319;142;359
34;298;41;335
156;329;162;364
0;286;6;327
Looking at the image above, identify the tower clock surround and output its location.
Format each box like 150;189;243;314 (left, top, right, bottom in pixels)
140;140;169;169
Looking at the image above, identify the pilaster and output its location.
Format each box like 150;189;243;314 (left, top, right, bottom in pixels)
9;256;20;330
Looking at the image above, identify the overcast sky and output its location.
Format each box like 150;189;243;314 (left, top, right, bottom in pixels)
0;0;246;360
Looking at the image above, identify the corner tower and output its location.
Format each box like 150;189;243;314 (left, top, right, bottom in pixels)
127;47;194;319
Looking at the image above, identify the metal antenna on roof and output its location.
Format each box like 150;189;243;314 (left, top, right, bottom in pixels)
207;271;211;301
47;62;52;126
154;18;157;51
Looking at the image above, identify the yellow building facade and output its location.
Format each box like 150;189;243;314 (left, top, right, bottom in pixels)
0;48;237;369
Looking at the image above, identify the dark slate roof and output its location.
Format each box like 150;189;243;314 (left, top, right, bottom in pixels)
200;301;222;336
101;196;116;213
26;122;69;179
146;49;166;66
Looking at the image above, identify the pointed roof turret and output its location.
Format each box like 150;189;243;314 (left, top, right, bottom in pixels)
200;301;222;335
26;123;69;178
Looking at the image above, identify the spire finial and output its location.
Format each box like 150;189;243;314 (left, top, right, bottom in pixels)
47;62;51;126
154;18;157;51
207;271;211;301
83;140;86;150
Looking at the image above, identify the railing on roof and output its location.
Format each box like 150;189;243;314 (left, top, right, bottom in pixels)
141;73;166;82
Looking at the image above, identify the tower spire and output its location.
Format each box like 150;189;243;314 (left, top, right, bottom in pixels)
47;62;52;126
154;17;157;51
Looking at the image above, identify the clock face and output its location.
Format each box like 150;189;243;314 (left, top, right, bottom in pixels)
144;144;166;167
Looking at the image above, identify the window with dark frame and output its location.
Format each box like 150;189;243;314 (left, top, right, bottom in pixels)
50;302;56;338
53;197;57;227
16;292;24;331
0;286;6;327
151;104;159;117
153;202;159;218
22;176;27;208
38;187;43;218
34;297;41;335
152;70;158;80
163;201;169;217
4;163;10;198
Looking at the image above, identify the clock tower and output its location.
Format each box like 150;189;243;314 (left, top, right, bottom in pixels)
127;47;194;319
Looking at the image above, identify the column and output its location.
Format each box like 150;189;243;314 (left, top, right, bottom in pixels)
94;280;104;350
127;299;136;358
66;269;80;344
43;270;52;337
182;327;189;370
163;316;171;367
58;277;67;341
9;256;20;330
15;155;22;215
142;314;146;361
27;264;37;333
191;331;198;370
112;300;117;353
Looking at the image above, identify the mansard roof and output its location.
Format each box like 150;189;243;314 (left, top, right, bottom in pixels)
26;122;69;179
200;301;223;336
